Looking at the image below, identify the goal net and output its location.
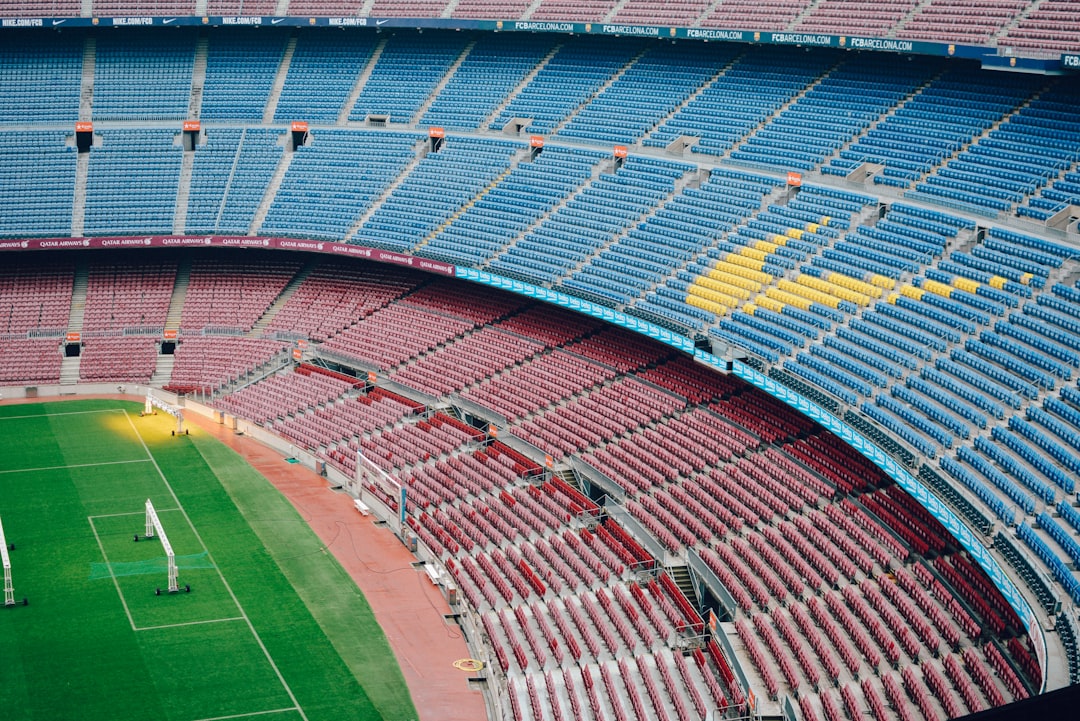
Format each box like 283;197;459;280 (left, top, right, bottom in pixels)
0;516;12;606
143;389;186;436
355;449;406;533
143;499;179;593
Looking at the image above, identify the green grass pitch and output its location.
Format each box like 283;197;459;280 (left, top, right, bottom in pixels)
0;399;417;721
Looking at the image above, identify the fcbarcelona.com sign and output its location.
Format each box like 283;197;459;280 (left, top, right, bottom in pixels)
0;16;1062;69
0;236;455;276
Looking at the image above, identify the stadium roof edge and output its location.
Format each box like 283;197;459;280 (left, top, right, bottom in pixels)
0;15;1073;75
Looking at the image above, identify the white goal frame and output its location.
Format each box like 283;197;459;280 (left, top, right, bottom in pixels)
144;499;179;593
0;516;13;606
355;450;406;533
143;389;186;436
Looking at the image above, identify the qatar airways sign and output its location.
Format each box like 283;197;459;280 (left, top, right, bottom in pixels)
0;236;455;276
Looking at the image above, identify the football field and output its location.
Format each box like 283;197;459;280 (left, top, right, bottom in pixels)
0;399;416;721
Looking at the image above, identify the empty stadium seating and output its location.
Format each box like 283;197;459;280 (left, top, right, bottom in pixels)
0;132;76;238
93;30;195;121
1;17;1079;721
83;130;183;236
184;127;283;235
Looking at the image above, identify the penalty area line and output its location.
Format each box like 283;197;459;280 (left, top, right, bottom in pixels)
190;708;300;721
0;408;127;421
0;458;153;475
88;508;180;520
136;616;246;632
87;515;138;631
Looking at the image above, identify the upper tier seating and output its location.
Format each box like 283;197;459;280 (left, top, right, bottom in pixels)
645;47;837;157
419;146;605;268
0;1;81;16
556;43;729;146
611;0;710;24
700;0;813;29
201;29;287;121
420;34;554;132
184;128;283;235
274;31;379;124
0;31;81;124
0;132;76;238
285;0;364;13
93;0;193;12
349;31;469;124
795;0;919;35
83;129;183;236
729;55;930;173
897;0;1028;46
0;2;1077;53
93;29;195;121
260;130;421;240
1001;0;1080;53
369;0;449;16
488;36;649;136
208;1;275;13
451;0;531;19
530;0;617;21
353;136;523;253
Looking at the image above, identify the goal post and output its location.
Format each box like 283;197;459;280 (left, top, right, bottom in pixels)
0;516;13;607
142;389;186;436
355;450;406;532
143;499;179;593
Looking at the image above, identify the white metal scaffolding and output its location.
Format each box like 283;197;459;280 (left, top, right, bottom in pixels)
0;516;13;606
144;499;178;593
143;389;186;435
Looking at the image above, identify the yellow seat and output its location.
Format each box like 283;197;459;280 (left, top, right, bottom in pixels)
952;276;980;294
765;287;813;311
900;284;925;300
922;280;953;298
754;294;785;313
686;294;729;317
870;274;896;290
712;261;771;286
779;279;841;308
724;252;766;273
827;271;882;299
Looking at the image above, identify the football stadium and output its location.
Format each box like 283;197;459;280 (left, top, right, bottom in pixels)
0;2;1079;720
